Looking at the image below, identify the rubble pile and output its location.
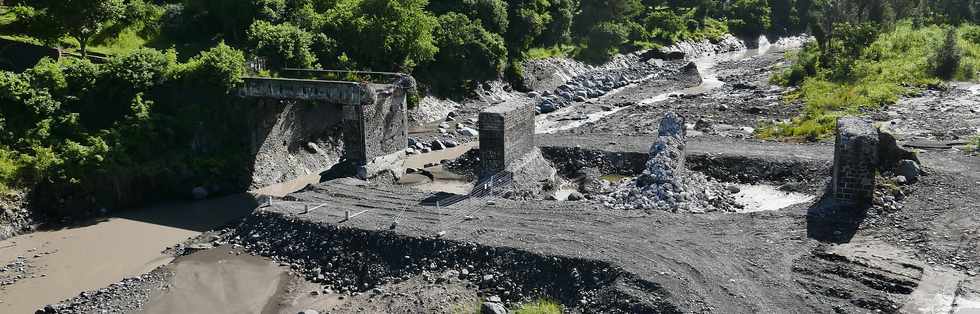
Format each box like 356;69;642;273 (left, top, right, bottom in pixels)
603;112;737;212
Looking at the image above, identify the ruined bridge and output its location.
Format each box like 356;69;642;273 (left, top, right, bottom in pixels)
236;69;414;188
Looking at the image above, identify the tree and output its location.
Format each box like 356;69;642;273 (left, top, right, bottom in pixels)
21;0;126;57
247;21;317;69
725;0;772;38
324;0;438;71
929;28;962;80
581;21;629;63
423;13;507;95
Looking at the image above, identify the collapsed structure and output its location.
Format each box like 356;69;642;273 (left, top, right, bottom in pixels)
237;70;414;186
603;112;735;212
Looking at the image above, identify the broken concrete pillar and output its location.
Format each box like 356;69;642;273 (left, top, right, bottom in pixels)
637;112;686;187
479;100;535;176
832;117;879;206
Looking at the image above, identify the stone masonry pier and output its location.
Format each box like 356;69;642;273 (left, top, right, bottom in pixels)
832;117;879;206
479;101;536;176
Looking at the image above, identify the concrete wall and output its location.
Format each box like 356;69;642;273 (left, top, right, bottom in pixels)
479;101;535;175
832;117;879;206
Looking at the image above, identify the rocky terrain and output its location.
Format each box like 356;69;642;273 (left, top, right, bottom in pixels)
24;35;980;314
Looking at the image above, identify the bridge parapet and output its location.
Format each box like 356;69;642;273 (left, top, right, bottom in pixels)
238;77;377;105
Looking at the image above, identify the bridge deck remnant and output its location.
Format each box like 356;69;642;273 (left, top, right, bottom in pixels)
237;70;414;181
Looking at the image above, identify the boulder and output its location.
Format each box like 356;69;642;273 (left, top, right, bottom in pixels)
567;191;585;201
431;140;446;151
898;159;920;182
459;127;479;137
481;302;507;314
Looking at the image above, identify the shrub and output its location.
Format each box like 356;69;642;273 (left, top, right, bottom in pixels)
247;20;316;69
187;42;247;89
103;47;174;90
0;148;22;193
771;43;821;86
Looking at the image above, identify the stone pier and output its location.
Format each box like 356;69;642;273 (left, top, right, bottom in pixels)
832;117;879;206
479;101;535;176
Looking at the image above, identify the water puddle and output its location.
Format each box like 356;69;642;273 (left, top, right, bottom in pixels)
142;246;290;314
731;184;814;213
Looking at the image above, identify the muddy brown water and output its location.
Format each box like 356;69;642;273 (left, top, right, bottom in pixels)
141;246;291;314
0;194;258;313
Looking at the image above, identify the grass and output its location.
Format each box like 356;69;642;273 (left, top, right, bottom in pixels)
968;135;980;153
761;22;980;141
0;148;22;194
451;298;563;314
514;299;563;314
527;45;578;60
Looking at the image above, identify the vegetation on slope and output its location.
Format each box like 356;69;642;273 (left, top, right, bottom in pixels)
763;0;980;141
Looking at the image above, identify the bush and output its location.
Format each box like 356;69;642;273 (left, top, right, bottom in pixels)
247;20;317;69
771;43;821;86
186;42;247;89
0;148;22;193
103;47;174;90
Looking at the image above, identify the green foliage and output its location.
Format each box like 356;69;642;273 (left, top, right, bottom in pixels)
19;0;127;56
763;22;980;141
103;48;175;90
968;135;980;152
581;21;629;63
185;43;247;89
513;299;563;314
929;28;963;80
770;43;821;86
422;13;507;96
247;20;316;69
324;0;439;71
726;0;772;38
527;45;577;60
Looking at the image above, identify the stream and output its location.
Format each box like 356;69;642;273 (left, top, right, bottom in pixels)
535;35;773;134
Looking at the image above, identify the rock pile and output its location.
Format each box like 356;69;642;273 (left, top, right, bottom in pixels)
602;112;736;212
536;72;635;114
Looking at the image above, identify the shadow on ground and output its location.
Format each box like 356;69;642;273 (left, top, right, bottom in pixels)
806;193;868;244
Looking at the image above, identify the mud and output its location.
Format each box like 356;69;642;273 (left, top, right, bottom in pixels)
0;194;257;313
141;246;289;314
